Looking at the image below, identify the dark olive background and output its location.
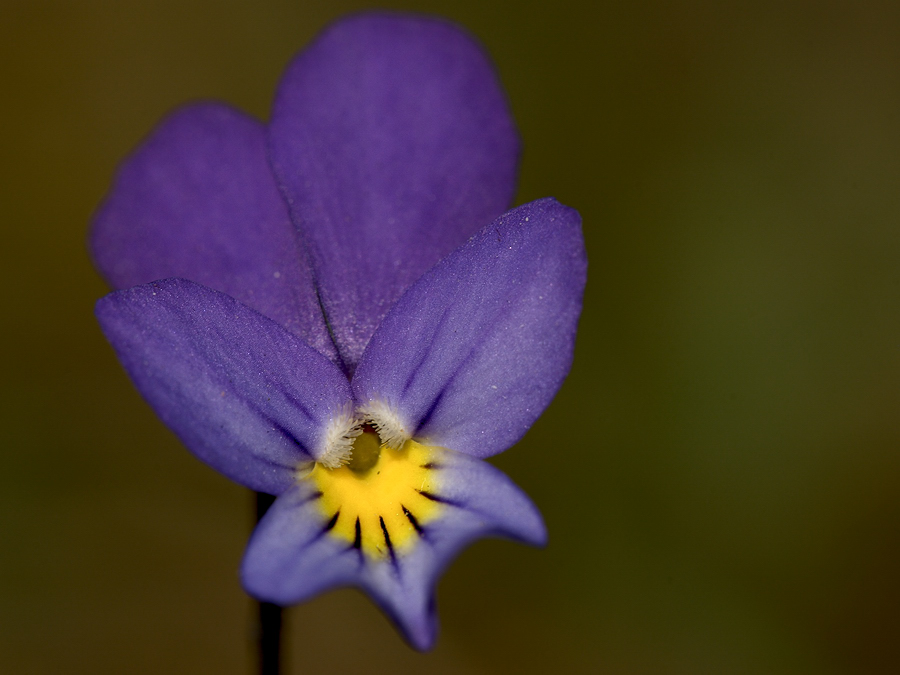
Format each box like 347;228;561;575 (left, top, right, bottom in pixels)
2;1;899;673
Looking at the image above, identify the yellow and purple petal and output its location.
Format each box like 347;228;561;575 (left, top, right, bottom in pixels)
241;438;544;650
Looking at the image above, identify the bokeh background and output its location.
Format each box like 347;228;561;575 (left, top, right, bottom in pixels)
3;1;898;673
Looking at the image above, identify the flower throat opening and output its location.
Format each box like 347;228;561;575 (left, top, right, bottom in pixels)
319;400;410;469
346;425;381;474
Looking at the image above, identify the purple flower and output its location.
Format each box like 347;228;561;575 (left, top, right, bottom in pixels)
91;13;585;650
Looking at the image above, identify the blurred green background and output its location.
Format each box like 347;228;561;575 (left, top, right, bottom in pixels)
2;1;898;673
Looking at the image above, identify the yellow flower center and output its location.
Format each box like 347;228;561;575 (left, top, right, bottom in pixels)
311;427;442;559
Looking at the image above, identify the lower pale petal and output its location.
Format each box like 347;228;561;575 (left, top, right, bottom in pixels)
96;279;352;493
241;442;544;650
352;198;587;458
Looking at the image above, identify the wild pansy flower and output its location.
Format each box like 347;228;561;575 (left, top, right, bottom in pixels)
91;13;585;650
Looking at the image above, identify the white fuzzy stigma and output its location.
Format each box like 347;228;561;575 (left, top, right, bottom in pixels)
358;399;410;450
318;404;363;468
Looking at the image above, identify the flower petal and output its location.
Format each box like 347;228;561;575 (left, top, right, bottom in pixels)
268;13;520;370
241;447;544;650
352;198;587;458
95;278;352;493
89;103;337;362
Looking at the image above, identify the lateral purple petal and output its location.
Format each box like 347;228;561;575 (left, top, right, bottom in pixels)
89;103;337;362
352;198;587;458
95;279;352;494
241;449;544;650
268;13;520;370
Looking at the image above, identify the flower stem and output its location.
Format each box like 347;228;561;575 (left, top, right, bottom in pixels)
254;491;283;675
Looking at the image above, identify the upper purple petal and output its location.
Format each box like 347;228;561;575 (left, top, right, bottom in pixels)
95;278;352;493
352;198;587;458
268;12;520;371
89;103;337;362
